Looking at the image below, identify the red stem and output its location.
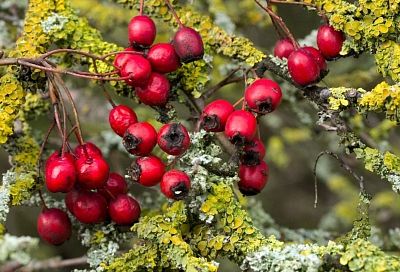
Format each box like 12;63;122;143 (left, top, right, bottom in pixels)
139;0;144;15
164;0;184;27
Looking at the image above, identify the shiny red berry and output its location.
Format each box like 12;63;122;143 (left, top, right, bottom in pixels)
238;161;269;196
98;173;128;200
45;151;76;193
109;194;141;225
109;105;138;137
73;191;107;224
245;78;282;114
200;99;234;132
128;155;165;187
317;25;345;60
172;26;204;63
136;73;170;107
241;138;266;166
157;123;190;156
128;15;156;49
147;43;181;73
302;46;327;71
123;122;157;156
75;142;103;159
65;187;82;215
37;208;71;245
120;55;152;87
287;49;320;86
114;48;138;71
224;110;257;145
273;38;295;59
75;155;110;189
160;170;191;200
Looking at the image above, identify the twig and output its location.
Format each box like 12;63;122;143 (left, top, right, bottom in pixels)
164;0;184;27
202;68;242;99
13;256;88;272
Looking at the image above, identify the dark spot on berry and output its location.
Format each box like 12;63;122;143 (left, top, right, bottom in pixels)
123;134;142;153
127;161;141;183
163;123;185;148
241;151;261;166
171;181;189;200
239;186;261;196
256;98;273;114
230;133;247;146
202;114;220;131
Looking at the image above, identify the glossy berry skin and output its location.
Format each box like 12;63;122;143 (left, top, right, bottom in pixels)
75;155;110;189
120;55;152;87
241;138;266;166
238;161;269;196
75;142;102;159
200;99;234;132
160;170;191;200
65;188;81;215
128;155;165;187
109;194;141;225
128;15;156;49
172;27;204;63
123;122;157;156
273;38;295;59
245;78;282;114
287;49;320;86
109;105;138;137
98;173;128;200
317;25;345;60
224;110;257;146
73;191;107;224
136;73;170;107
147;43;181;73
157;123;190;156
37;208;71;245
302;46;327;71
114;48;137;71
45;151;76;193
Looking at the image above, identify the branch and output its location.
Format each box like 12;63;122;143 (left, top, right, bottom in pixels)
202;68;242;99
1;256;87;272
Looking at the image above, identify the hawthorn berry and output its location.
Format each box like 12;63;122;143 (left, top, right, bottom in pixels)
172;26;204;63
113;48;137;70
120;55;152;87
109;194;141;225
45;151;76;193
241;138;266;166
245;78;282;114
287;49;320;86
65;187;82;215
128;15;156;49
123;122;157;156
109;105;138;137
75;155;110;189
302;46;327;72
128;155;165;187
135;73;170;107
224;110;257;146
317;25;345;60
98;173;128;200
37;208;71;245
73;191;108;224
147;43;181;73
157;123;190;156
75;142;102;159
238;161;269;196
160;170;191;200
200;99;234;132
273;38;295;59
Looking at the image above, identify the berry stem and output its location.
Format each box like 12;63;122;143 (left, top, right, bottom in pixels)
139;0;144;15
38;190;48;210
233;97;244;108
37;121;56;173
91;57;116;108
164;0;184;28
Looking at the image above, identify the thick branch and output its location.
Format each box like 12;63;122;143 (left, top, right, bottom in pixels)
1;256;87;272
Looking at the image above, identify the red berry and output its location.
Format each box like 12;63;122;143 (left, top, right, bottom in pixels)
109;194;141;225
317;25;345;60
75;155;110;189
273;38;295;59
73;191;107;224
135;73;170;107
157;123;190;156
113;48;138;71
160;170;191;200
172;26;204;63
302;46;327;71
128;15;156;49
224;110;257;146
65;187;82;215
75;142;102;159
123;122;157;156
238;161;269;196
245;78;282;114
128;155;165;187
98;173;128;200
147;43;181;73
287;49;320;86
241;138;266;166
37;208;71;245
109;105;138;137
200;99;234;132
120;55;152;87
45;151;76;193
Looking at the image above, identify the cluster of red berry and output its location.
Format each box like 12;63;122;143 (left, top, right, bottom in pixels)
274;24;345;86
200;78;282;195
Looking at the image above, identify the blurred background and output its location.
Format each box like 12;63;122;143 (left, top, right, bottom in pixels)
1;0;399;271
